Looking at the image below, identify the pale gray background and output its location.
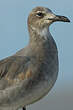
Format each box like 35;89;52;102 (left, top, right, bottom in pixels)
0;0;73;110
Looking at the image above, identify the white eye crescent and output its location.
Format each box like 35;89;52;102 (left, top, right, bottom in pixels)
36;11;44;17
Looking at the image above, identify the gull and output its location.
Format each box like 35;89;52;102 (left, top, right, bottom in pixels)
0;6;70;110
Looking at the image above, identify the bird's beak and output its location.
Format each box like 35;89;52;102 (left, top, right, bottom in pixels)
53;15;70;22
47;13;70;23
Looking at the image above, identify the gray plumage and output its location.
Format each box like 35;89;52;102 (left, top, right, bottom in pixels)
0;7;70;110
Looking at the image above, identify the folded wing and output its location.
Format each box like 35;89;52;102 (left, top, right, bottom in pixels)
0;56;30;90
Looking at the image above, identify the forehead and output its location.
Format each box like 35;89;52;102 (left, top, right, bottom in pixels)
32;7;52;13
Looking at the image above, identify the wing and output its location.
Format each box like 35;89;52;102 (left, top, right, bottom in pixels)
0;55;31;90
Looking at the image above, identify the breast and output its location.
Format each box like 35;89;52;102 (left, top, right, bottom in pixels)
12;35;59;107
20;51;58;106
23;36;59;105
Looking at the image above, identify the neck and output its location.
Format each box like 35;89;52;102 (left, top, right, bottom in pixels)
28;25;57;60
28;25;52;44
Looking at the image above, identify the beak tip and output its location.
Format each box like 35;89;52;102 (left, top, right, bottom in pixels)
66;18;70;23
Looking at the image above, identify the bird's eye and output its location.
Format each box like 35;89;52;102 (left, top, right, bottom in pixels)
36;12;44;17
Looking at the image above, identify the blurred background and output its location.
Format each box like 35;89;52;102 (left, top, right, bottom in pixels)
0;0;73;110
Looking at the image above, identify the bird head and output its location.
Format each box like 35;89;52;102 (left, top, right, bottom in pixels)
28;6;70;32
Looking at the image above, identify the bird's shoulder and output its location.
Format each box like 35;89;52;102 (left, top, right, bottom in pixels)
0;55;33;89
0;55;30;77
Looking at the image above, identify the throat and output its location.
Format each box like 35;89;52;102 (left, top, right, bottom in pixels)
29;27;51;52
39;27;50;40
29;26;51;43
